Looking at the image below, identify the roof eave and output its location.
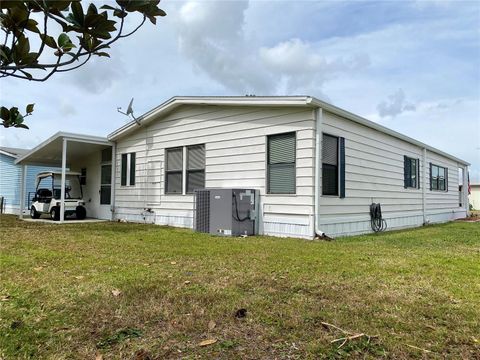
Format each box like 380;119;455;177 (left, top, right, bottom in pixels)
107;96;314;141
0;149;18;158
310;98;470;166
15;131;111;165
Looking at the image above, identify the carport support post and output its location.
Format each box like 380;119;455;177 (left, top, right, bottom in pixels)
60;138;68;222
19;165;26;219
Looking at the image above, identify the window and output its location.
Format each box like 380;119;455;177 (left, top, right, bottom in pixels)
430;163;447;191
101;148;112;162
187;145;205;193
166;145;206;194
322;134;338;196
267;132;296;194
80;168;87;185
121;152;136;186
404;156;420;189
165;147;183;193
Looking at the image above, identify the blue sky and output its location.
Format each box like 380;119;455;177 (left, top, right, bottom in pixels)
1;0;479;180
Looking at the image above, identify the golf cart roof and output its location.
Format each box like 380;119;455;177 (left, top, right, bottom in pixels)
36;171;81;179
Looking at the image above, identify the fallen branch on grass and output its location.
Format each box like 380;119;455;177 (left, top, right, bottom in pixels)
321;322;351;334
321;322;378;349
406;344;432;353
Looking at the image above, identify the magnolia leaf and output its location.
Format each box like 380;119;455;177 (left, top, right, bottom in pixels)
58;33;69;47
15;123;29;129
16;35;30;57
0;107;9;121
26;103;34;114
0;46;10;61
40;34;57;49
100;5;117;11
70;1;84;26
198;339;217;347
113;9;127;18
208;320;216;330
58;33;76;52
14;112;24;124
111;289;121;297
24;19;40;33
19;69;33;80
94;52;110;57
87;3;98;16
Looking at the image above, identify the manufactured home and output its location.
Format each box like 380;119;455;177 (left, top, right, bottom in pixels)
15;96;470;238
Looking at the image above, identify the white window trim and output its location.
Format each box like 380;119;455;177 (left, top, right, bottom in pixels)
165;145;205;195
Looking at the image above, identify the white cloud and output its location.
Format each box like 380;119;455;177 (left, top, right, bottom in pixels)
377;89;416;118
175;1;370;95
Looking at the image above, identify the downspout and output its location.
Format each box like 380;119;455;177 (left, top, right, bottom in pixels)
422;147;427;224
314;107;325;238
110;141;117;221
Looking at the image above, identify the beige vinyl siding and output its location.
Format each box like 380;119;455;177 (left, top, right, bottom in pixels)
319;111;465;237
320;112;424;236
425;151;464;221
114;105;315;238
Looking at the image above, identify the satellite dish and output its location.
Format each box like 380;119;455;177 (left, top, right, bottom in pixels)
117;97;140;125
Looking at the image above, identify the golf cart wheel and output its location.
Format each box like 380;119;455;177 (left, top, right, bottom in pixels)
50;207;60;221
76;206;86;220
30;206;40;219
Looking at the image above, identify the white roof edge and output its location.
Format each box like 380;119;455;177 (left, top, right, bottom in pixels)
15;131;111;165
0;149;18;158
108;96;312;140
107;95;469;166
310;98;470;166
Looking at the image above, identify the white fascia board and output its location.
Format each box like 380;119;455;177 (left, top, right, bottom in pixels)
107;96;313;141
15;131;111;165
0;149;18;158
310;98;470;166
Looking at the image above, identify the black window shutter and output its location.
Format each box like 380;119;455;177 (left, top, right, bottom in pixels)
429;163;432;190
121;153;127;186
417;158;420;189
130;153;136;186
339;137;346;198
403;156;408;188
445;167;448;192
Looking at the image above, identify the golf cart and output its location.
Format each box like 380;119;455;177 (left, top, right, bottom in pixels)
30;171;86;221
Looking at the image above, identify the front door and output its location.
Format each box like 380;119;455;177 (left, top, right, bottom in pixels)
98;150;112;220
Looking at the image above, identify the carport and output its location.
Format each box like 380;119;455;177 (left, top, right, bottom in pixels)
15;132;114;223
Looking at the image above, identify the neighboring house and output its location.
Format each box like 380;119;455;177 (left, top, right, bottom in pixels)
0;147;59;214
15;96;470;238
469;184;480;210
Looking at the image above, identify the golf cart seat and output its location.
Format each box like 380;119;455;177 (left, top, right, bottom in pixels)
36;188;52;203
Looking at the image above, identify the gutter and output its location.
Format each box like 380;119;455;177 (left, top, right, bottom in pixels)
313;105;325;238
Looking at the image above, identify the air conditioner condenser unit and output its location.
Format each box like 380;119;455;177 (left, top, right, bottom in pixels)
194;188;259;236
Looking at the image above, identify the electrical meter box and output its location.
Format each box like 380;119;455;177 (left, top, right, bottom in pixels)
194;188;259;236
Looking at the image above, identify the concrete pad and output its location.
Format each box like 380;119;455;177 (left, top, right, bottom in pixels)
21;218;108;224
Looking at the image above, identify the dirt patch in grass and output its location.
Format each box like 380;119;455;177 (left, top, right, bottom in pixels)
1;215;479;359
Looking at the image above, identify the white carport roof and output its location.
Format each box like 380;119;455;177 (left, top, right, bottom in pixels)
15;132;112;166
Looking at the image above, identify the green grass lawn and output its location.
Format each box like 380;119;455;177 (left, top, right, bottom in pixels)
0;215;479;359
